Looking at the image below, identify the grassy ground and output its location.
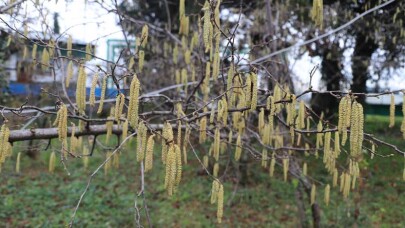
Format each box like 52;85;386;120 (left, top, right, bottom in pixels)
0;115;404;227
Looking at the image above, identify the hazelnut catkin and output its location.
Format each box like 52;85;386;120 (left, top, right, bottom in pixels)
89;72;98;107
217;183;224;223
138;50;145;72
235;134;242;161
324;184;330;206
97;75;107;114
145;135;155;172
49;151;56;173
389;93;395;128
127;75;140;128
310;184;316;205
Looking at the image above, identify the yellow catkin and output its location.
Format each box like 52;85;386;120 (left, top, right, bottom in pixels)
199;116;207;143
310;184;316;205
127;75;140;128
175;144;182;188
184;49;191;65
303;162;307;176
121;120;129;144
316;120;323;150
129;56;135;70
324;184;330;206
145;135;155;172
350;101;364;158
141;24;149;47
137;122;147;162
262;149;268;168
15;152;21;173
49;151;56;173
70;123;77;153
334;131;340;157
76;65;87;114
22;45;28;60
167;145;177;196
41;48;49;71
298;100;306;129
114;93;125;122
283;157;289;181
203;1;211;52
138;50;145;72
177;121;182;148
55;104;68;141
217;183;224;224
310;0;323;29
389;93;395;128
183;125;190;164
83;149;89;169
333;168;338;187
106;119;113;144
31;44;37;60
89;72;98;106
269;153;276;177
343;172;351;198
104;152;112;176
97;75;107;114
85;43;92;61
213;162;219;177
113;152;120;169
66;60;73;88
0;124;12;168
235;134;242;161
173;44;178;64
213;128;220;161
211;180;219;204
67;35;72;57
203;155;209;168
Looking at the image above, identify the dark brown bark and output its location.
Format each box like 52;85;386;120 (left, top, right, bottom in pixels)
351;33;377;105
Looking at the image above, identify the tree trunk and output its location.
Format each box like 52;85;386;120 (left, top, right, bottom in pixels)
351;34;377;104
311;44;343;118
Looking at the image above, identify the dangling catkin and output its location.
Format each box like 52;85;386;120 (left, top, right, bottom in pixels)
137;122;147;162
211;180;219;204
174;144;182;188
49;151;56;173
283;157;289;181
41;48;49;71
16;152;21;173
141;24;149;48
76;65;87;114
303;162;307;176
350;101;364;158
89;72;98;106
199;116;207;143
31;43;38;60
138;50;145;72
203;1;211;52
127;74;140;128
235;134;242;161
97;75;107;114
333;168;338;187
67;35;72;57
85;43;92;61
22;46;28;60
310;184;316;205
114;93;125;122
324;184;330;206
213;162;219;177
217;183;224;223
66;61;73;88
55;104;68;141
145;135;155;172
389;93;395;128
269;153;275;177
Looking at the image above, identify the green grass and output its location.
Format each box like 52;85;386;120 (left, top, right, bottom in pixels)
0;115;404;227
